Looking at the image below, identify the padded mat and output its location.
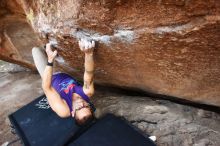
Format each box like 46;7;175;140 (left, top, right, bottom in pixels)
68;114;156;146
9;95;80;146
9;95;156;146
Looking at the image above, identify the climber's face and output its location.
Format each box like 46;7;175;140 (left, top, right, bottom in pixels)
72;98;93;125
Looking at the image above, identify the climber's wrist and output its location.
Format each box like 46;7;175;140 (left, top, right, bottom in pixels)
48;59;53;64
85;51;94;55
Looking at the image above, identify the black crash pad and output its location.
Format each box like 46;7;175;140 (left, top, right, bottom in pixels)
68;114;156;146
9;95;156;146
8;95;82;146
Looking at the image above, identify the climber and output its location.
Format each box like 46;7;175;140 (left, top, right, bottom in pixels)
32;39;96;125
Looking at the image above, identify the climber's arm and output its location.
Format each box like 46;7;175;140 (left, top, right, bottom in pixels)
41;43;70;117
42;43;57;90
83;52;95;97
79;39;95;97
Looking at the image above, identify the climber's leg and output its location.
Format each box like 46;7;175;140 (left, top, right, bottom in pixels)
32;47;47;78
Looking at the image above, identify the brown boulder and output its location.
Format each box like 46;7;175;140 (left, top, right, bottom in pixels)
0;0;220;106
0;0;42;70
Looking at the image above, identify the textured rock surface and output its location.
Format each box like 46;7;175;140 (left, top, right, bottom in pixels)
0;0;220;106
0;0;42;70
0;65;43;145
93;91;220;146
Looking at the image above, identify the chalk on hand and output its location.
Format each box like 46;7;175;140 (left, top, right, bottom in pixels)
91;40;95;48
79;38;95;50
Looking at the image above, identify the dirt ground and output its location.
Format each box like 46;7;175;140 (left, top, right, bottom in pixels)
0;61;43;145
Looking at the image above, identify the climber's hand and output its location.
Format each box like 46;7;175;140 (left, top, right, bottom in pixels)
46;43;57;63
79;39;95;54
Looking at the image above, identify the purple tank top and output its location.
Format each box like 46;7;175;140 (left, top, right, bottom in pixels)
51;73;91;112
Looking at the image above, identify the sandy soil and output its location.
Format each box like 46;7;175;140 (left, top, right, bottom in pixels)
0;61;43;145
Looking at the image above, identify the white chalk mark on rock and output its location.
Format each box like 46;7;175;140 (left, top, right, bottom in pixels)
140;17;208;35
36;15;219;45
114;30;135;42
55;56;65;63
55;56;79;72
49;38;58;46
71;29;135;45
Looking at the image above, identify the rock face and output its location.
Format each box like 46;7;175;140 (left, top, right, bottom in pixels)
0;0;42;70
0;0;220;106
